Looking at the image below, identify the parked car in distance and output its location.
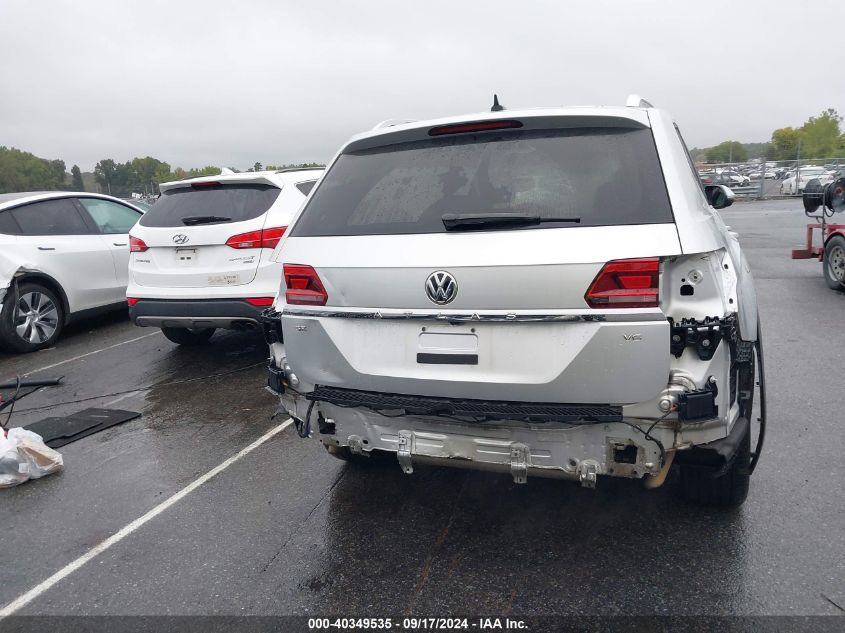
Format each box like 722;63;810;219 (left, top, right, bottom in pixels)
705;172;744;188
264;96;761;507
719;170;750;186
0;192;144;352
780;167;833;195
747;169;776;180
127;168;323;346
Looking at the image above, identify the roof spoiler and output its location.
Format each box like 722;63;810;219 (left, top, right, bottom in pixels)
626;94;655;108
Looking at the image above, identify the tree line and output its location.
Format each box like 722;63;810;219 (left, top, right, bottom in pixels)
0;150;322;196
694;108;845;164
0;146;68;193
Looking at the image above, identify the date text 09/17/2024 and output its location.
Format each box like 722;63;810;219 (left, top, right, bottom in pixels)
307;617;528;630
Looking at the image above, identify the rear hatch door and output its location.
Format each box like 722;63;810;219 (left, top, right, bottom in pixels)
132;181;281;288
280;117;682;404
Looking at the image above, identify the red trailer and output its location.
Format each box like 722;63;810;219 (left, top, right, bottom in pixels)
791;178;845;290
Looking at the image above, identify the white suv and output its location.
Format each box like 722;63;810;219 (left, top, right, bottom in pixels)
127;168;322;345
264;97;764;507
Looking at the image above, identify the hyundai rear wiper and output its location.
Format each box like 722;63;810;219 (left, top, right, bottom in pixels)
442;213;580;231
181;216;232;225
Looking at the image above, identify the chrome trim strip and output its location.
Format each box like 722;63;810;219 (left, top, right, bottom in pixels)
281;308;663;323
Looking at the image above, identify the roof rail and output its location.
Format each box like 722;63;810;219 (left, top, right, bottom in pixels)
626;94;654;108
372;119;417;131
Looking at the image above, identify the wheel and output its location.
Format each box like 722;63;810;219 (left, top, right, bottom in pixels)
823;235;845;291
679;422;750;508
0;282;64;353
160;326;215;345
680;350;753;508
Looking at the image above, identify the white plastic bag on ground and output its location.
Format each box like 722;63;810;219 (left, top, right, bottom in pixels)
0;427;63;488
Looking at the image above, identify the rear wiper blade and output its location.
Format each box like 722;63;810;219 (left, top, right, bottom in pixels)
181;215;232;225
442;213;580;231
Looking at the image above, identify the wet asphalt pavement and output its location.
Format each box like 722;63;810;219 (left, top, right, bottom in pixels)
1;198;843;618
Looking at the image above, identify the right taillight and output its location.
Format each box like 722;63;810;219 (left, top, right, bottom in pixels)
226;226;287;249
129;235;148;252
284;264;327;306
584;258;660;309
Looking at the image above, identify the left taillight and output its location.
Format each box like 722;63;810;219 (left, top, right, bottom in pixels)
584;258;660;309
284;264;328;306
129;235;148;252
226;226;287;249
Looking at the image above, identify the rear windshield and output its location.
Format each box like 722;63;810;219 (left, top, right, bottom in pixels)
139;183;280;227
292;127;673;237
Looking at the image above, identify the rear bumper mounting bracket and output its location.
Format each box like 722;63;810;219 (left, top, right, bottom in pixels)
510;443;529;484
397;430;414;475
347;435;365;456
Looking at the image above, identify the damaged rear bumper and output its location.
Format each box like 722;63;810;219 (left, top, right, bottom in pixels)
276;385;673;487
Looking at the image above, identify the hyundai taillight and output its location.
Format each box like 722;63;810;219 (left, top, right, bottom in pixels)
226;226;287;249
284;264;327;306
129;235;148;252
584;258;660;309
127;297;139;306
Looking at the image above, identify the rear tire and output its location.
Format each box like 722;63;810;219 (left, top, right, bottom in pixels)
0;282;64;353
823;235;845;291
161;326;215;346
679;427;750;508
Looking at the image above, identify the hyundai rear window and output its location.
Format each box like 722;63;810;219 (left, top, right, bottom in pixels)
292;127;673;236
139;183;281;227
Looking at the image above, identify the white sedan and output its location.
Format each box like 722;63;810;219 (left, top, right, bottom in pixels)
0;192;144;352
780;168;833;195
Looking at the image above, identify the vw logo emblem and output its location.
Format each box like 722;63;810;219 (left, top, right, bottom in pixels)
172;234;189;244
425;271;458;305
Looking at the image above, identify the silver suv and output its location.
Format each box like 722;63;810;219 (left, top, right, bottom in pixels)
264;95;764;507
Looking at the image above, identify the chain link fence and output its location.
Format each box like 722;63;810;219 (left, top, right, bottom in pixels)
695;158;845;199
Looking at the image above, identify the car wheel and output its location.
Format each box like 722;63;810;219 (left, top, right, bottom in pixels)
823;235;845;291
0;282;64;353
679;425;751;508
160;326;216;346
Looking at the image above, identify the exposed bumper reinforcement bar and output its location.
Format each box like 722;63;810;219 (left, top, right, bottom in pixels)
305;385;623;423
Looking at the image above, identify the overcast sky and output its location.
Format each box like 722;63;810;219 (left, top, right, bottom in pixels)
1;0;842;171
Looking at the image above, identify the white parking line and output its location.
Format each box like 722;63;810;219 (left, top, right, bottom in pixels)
23;331;162;377
0;418;293;618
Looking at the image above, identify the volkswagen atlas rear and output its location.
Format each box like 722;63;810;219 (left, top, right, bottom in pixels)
127;168;322;345
264;98;762;507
